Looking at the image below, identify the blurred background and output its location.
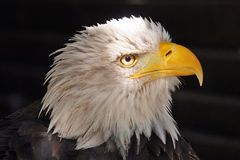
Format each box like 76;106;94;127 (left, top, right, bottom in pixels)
0;0;240;159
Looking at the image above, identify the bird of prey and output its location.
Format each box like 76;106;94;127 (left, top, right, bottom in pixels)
0;17;203;160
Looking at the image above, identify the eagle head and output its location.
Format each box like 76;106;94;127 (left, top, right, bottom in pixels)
41;16;203;158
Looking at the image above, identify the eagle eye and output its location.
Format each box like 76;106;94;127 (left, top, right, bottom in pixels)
119;54;138;68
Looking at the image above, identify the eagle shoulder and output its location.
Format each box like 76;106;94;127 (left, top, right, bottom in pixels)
0;101;199;160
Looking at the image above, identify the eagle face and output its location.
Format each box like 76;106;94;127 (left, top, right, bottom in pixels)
41;16;203;158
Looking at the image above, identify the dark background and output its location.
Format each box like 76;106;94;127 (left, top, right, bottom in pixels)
1;0;240;159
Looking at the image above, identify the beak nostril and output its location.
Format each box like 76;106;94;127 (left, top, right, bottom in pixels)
165;50;172;57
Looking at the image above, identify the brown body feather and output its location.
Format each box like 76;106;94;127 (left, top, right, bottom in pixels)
0;101;199;160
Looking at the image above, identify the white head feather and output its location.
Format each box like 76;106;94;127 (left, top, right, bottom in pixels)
41;16;181;158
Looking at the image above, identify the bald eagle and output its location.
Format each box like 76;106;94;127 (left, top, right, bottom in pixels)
0;17;203;160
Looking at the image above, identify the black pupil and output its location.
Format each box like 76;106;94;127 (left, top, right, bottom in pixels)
125;56;131;62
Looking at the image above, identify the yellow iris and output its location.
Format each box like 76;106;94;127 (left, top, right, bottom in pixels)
119;54;138;68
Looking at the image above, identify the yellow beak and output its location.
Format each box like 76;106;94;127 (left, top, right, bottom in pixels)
129;42;203;86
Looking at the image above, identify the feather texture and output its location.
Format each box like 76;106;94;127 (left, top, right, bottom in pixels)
41;16;181;158
0;101;199;160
